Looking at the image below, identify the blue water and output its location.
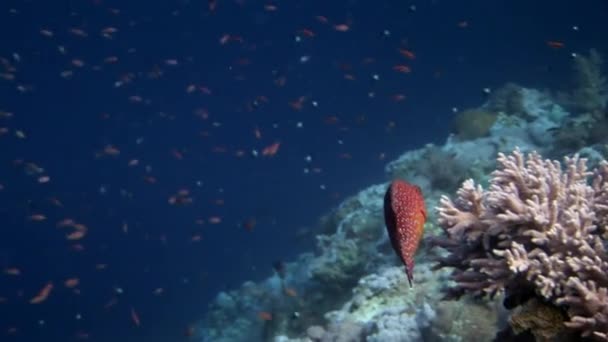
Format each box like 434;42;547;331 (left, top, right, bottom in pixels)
0;0;606;341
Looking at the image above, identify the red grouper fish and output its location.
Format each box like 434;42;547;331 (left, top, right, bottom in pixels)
383;179;427;287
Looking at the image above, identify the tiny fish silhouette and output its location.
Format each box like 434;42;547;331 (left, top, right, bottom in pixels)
383;179;427;287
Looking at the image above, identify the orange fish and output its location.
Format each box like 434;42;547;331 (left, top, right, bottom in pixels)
315;15;328;24
242;217;256;232
208;216;222;224
4;268;20;276
184;325;196;337
64;278;80;288
546;40;565;49
66;228;87;241
103;145;120;156
298;28;315;37
334;24;350;32
262;142;280;156
258;311;272;321
398;48;416;60
284;287;298;297
383;180;426;287
30;282;53;304
393;65;411;73
28;214;47;221
130;306;141;327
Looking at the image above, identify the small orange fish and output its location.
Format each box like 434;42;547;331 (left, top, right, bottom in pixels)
334;24;350;32
30;282;53;304
258;311;272;321
208;216;222;224
130;307;141;327
184;325;195;337
383;180;426;287
398;48;416;60
242;217;256;232
71;244;85;252
284;287;298;297
104;298;117;310
66;228;87;241
208;0;217;12
315;15;328;24
4;268;20;276
28;214;47;221
64;278;80;288
391;94;406;102
393;65;411;73
262;142;280;157
253;126;262;139
546;40;565;49
69;28;88;37
298;28;315;37
101;27;118;34
143;176;157;184
102;145;120;156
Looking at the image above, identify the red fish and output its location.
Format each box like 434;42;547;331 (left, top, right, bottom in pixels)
383;179;426;287
130;306;141;327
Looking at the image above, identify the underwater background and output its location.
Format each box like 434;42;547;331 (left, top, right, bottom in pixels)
0;0;607;341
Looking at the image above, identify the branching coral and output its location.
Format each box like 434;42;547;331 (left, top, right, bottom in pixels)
430;148;608;340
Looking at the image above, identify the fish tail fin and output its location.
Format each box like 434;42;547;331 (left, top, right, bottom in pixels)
405;268;413;287
405;262;414;287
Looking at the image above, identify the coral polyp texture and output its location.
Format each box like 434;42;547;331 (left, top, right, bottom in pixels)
431;148;608;340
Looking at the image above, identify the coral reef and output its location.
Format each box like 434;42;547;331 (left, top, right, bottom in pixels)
386;144;469;193
552;49;608;155
309;236;364;291
309;184;390;292
431;297;503;342
273;265;466;342
571;49;607;116
486;83;527;119
451;108;498;140
431;148;608;340
198;77;608;342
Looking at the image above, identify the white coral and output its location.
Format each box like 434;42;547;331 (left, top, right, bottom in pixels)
435;148;608;340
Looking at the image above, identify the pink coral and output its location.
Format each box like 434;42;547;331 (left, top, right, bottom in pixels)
431;148;608;340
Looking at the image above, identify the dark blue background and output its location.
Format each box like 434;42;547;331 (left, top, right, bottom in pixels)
0;0;606;340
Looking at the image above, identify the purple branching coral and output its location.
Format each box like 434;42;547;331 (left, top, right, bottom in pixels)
430;148;608;340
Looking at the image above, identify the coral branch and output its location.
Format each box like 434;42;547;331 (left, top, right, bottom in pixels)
432;148;608;340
